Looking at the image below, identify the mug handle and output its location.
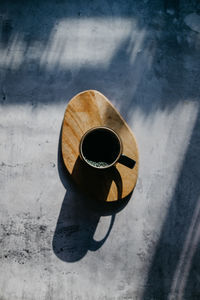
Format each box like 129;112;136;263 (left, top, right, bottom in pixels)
118;154;136;169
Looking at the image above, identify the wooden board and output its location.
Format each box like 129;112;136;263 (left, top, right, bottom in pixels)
62;90;139;202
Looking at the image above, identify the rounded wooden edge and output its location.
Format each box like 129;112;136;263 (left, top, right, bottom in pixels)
61;89;140;199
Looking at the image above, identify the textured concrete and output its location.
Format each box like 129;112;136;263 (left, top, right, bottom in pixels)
0;1;200;299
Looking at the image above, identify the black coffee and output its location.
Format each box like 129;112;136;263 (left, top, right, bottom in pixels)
82;128;120;168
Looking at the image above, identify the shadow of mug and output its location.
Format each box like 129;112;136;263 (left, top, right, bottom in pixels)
52;125;132;262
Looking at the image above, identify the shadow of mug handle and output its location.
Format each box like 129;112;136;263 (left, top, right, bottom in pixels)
89;214;116;251
118;154;136;169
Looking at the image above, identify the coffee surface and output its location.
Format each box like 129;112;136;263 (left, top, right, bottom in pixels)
85;159;109;168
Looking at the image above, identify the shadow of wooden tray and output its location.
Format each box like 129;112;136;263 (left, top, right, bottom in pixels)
62;90;139;203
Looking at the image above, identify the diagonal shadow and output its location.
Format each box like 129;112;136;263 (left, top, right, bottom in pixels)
143;108;200;299
142;1;200;298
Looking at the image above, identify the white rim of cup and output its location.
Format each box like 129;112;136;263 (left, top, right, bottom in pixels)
79;126;123;169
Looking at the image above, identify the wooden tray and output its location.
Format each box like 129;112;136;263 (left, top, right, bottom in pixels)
62;90;139;202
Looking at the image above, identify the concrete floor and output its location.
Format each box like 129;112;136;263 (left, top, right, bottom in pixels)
0;0;200;299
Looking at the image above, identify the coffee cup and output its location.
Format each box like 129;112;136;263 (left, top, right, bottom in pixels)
79;126;135;169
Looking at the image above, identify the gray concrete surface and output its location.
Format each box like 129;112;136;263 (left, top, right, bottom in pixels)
0;0;200;299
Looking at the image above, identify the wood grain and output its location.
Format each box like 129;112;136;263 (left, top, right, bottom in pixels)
62;90;139;202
